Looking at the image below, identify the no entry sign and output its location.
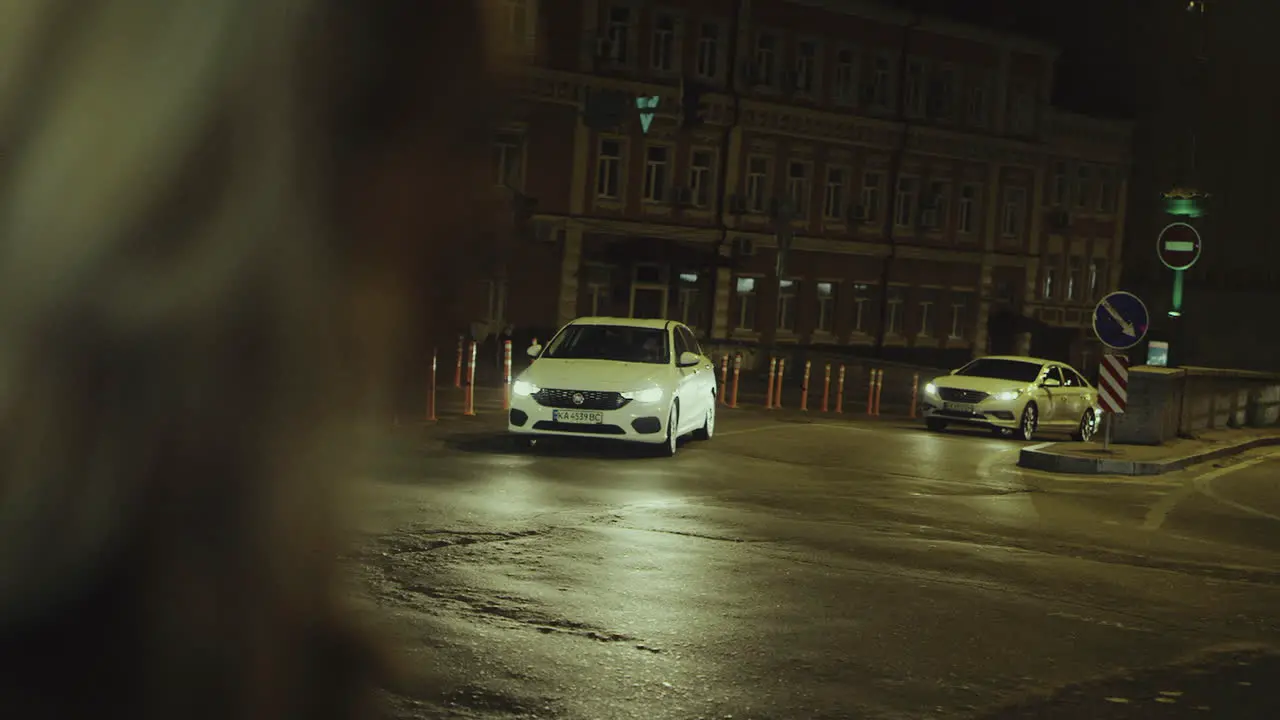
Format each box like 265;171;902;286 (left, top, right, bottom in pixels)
1157;222;1202;271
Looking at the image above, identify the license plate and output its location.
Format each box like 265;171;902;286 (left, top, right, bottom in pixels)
553;409;604;424
943;402;976;414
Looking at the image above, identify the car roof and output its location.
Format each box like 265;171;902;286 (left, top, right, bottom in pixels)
570;316;678;330
973;355;1063;366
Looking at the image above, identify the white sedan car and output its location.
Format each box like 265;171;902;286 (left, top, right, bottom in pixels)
507;317;717;456
920;355;1102;442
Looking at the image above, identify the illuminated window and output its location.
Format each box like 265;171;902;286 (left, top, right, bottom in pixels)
833;48;857;104
958;183;980;234
596;138;623;199
894;176;919;228
786;161;811;218
746;156;772;214
734;276;757;330
695;22;720;80
816;282;836;333
823;166;846;221
777;279;798;332
689;149;715;208
642;145;670;203
650;13;677;72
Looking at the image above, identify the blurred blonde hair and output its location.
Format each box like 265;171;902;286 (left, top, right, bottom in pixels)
0;0;501;717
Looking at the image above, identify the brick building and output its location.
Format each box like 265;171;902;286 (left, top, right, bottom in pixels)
466;0;1133;373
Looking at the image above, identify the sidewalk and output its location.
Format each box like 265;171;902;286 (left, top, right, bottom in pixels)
1018;427;1280;475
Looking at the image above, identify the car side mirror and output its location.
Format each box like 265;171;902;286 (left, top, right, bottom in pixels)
1041;377;1062;387
526;344;542;358
677;351;700;367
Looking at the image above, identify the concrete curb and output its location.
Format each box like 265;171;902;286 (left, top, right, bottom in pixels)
1017;436;1280;475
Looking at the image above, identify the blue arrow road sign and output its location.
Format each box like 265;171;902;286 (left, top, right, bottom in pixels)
1092;291;1150;350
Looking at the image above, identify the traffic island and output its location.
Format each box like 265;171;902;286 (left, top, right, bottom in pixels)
1017;428;1280;475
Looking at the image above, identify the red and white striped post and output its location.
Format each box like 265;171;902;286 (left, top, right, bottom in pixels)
718;354;729;405
1098;353;1130;450
453;335;463;388
428;348;437;422
800;360;812;412
463;341;478;416
908;372;919;419
730;354;742;408
821;363;832;412
502;339;512;410
775;358;787;409
765;357;777;409
835;364;846;413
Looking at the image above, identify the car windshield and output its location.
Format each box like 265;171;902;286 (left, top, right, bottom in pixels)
542;324;670;364
954;358;1043;382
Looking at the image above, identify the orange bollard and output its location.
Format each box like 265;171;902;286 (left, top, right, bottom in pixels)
775;358;787;409
502;340;513;410
718;355;728;405
908;371;919;419
428;348;438;422
800;360;811;412
730;354;742;408
835;364;846;414
454;335;463;387
765;357;777;409
866;368;876;416
873;368;884;416
464;341;478;416
821;363;831;413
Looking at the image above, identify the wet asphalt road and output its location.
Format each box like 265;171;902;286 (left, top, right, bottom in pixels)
349;410;1280;719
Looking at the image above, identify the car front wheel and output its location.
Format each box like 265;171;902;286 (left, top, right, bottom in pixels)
693;393;715;441
1072;409;1097;442
659;403;679;457
1016;403;1038;442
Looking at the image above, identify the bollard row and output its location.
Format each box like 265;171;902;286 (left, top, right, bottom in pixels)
714;354;922;418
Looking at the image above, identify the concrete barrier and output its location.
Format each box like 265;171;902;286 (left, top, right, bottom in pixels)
1111;365;1280;445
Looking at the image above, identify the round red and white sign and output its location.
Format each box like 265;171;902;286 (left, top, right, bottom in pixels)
1156;222;1202;271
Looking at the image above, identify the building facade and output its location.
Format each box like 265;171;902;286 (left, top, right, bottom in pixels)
469;0;1133;373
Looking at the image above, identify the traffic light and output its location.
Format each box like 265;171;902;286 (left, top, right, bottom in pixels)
679;78;705;129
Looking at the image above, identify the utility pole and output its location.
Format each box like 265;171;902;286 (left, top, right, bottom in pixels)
872;3;924;358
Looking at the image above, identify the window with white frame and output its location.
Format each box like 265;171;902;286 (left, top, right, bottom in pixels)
823;166;846;221
1089;259;1106;299
853;283;873;333
815;281;836;333
492;131;523;188
794;40;818;95
1042;256;1059;300
922;180;949;230
754;34;778;87
650;13;677;72
596;138;623;198
894;176;919;228
1097;167;1116;212
695;22;720;80
1066;255;1083;301
1002;187;1026;237
918;299;935;337
958;183;979;234
905;59;927;117
746;156;771;213
860;171;884;222
734;276;757;330
887;290;904;335
786;161;811;218
833;48;857;104
967;74;989;127
587;282;609;315
677;272;700;329
949;300;967;339
606;6;632;64
1074;165;1093;209
777;279;798;332
689;149;715;208
643;145;670;202
1050;161;1068;206
871;55;892;108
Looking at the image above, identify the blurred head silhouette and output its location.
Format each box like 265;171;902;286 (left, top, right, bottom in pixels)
0;0;504;717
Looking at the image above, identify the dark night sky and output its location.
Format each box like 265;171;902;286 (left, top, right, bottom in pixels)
885;0;1139;119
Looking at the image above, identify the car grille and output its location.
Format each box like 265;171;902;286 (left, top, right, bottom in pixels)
938;388;990;403
532;388;630;410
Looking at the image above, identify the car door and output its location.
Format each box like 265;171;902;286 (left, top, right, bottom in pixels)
1065;366;1096;418
1037;366;1067;425
680;325;716;398
671;326;704;431
1057;365;1087;421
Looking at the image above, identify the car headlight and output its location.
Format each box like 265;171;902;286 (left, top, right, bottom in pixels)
991;389;1022;402
511;379;539;396
621;387;664;403
924;382;938;396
